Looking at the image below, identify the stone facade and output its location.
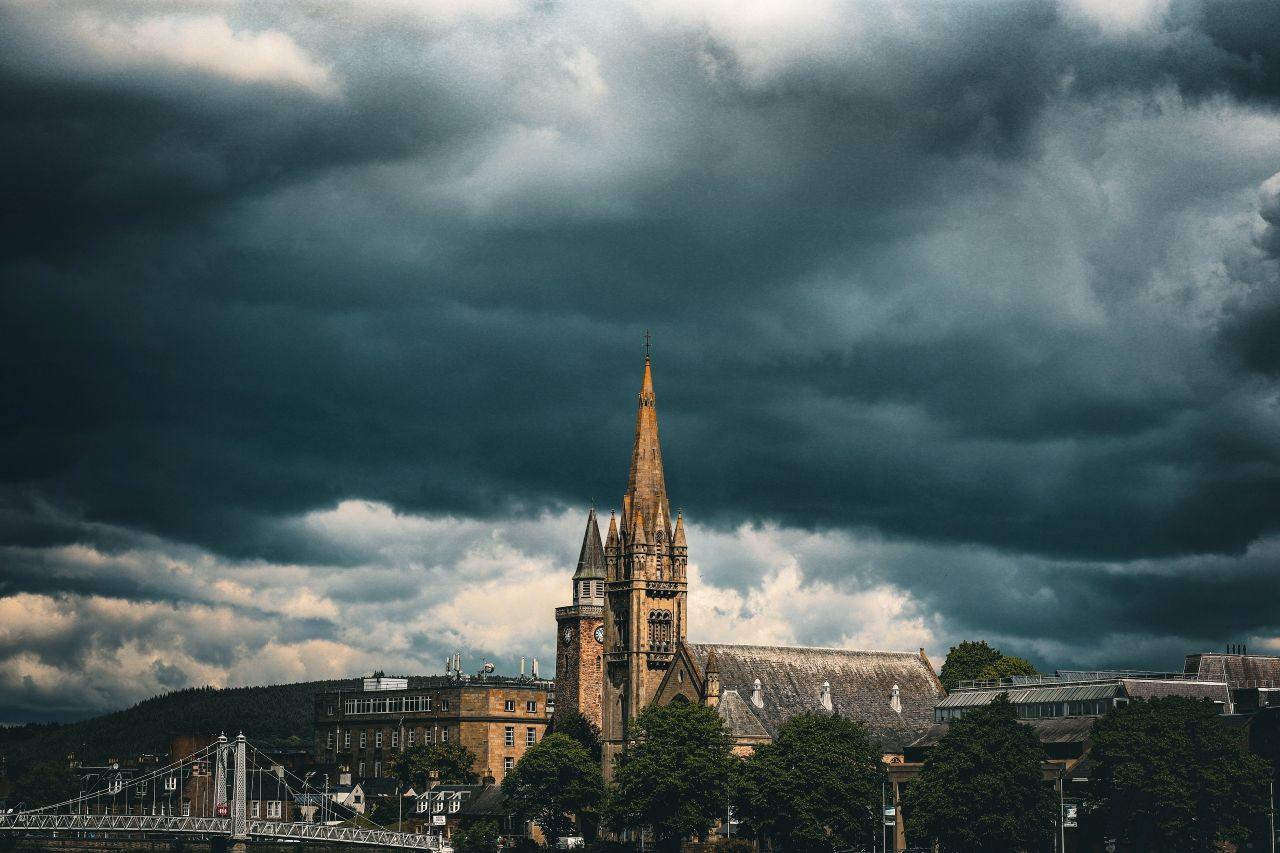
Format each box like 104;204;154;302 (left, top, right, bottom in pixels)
553;509;607;731
313;676;552;784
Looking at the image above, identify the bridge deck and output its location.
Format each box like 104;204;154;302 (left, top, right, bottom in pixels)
0;813;440;849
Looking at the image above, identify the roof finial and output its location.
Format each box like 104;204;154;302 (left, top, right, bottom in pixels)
643;329;652;361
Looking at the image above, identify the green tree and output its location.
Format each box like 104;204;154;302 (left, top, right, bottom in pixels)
15;760;80;808
977;655;1039;682
733;713;884;853
603;702;735;852
452;819;501;853
502;733;603;841
390;742;479;788
904;694;1056;852
1086;696;1269;852
938;641;1004;690
551;709;604;763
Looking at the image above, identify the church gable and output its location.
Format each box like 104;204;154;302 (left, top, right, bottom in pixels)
652;641;703;705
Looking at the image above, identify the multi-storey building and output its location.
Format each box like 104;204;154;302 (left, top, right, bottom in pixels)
313;673;553;784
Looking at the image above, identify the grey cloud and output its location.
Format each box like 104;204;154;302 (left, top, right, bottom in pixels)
2;0;1280;719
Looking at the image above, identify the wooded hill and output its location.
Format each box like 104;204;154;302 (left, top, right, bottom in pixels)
0;679;356;780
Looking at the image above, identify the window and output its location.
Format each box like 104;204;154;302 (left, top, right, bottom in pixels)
252;802;261;818
441;699;450;711
374;761;382;777
326;704;335;716
267;801;282;819
448;799;460;813
182;801;191;817
109;778;123;794
327;731;335;750
165;776;177;792
504;700;516;712
344;730;351;749
526;700;537;713
408;729;416;748
376;730;383;748
504;726;515;746
360;730;367;749
416;799;427;814
359;761;366;777
391;730;399;749
441;727;450;743
594;581;603;598
503;757;514;772
434;801;444;813
647;609;673;651
526;727;536;746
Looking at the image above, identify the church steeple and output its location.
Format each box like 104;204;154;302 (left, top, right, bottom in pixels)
574;507;606;581
622;355;671;542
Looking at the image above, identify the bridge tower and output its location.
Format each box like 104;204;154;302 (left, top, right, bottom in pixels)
213;733;228;813
233;734;248;841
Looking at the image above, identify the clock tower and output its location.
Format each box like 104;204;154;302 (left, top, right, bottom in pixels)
552;507;606;731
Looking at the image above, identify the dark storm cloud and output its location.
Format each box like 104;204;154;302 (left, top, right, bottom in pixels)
2;0;1280;717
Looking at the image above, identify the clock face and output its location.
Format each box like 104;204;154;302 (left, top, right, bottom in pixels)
594;626;605;644
562;626;573;644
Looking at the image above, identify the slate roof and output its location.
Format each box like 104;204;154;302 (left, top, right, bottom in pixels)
573;508;606;580
1185;654;1280;688
457;785;506;818
716;690;770;740
1119;678;1230;704
686;643;944;752
361;778;401;798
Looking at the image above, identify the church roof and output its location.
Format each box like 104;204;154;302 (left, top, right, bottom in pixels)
574;507;606;579
716;689;771;740
687;643;944;753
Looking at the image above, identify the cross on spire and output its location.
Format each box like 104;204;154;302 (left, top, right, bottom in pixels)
643;329;652;360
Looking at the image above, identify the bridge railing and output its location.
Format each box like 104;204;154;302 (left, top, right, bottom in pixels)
250;821;441;849
0;813;232;835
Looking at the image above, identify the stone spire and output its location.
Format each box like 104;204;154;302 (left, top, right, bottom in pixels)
623;355;671;541
673;511;686;548
574;507;606;580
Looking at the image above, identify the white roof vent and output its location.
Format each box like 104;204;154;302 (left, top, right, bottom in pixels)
751;678;764;708
890;682;902;714
820;680;832;712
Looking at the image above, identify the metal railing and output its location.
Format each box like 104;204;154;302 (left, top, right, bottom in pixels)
0;813;440;849
0;814;231;835
250;821;441;849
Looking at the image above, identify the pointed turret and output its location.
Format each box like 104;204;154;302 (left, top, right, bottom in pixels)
574;508;606;580
673;511;686;548
622;355;671;542
606;511;619;549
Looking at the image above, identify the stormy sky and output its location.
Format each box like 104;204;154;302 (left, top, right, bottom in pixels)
2;0;1280;723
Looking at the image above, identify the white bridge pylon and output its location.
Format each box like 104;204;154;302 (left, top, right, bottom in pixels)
0;732;438;850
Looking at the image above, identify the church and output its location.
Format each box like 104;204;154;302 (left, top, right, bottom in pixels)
553;353;945;772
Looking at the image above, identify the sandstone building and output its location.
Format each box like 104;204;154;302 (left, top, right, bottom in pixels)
313;672;552;785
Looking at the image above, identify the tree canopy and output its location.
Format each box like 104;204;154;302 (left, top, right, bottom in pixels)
390;741;479;787
904;694;1056;852
549;709;603;763
502;733;603;841
1086;696;1269;852
939;641;1038;690
733;713;885;853
452;819;501;853
604;701;735;852
14;760;80;808
977;655;1038;682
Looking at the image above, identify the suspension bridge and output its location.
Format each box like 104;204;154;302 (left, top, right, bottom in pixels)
0;733;439;850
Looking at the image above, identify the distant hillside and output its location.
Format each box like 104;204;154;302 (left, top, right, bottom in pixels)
0;679;358;780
